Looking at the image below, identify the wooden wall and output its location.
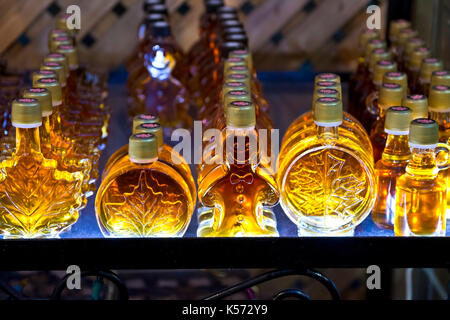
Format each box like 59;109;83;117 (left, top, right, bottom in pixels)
0;0;387;72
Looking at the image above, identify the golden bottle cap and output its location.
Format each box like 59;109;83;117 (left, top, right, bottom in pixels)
383;71;407;90
224;57;246;70
428;85;450;112
397;28;418;48
44;53;69;78
385;106;412;133
431;70;450;87
389;19;411;42
229;49;253;71
405;37;425;57
409;118;439;147
419;58;443;81
34;78;63;106
32;70;57;85
313;97;343;126
134;123;163;149
314;73;341;85
41;62;66;86
133;114;159;128
226;100;256;127
402;94;429;119
364;39;386;60
129;133;158;163
49;35;72;51
313;88;340;103
408;47;430;69
373;60;397;84
23;88;53;116
11;98;42;128
368;48;392;70
55;45;79;69
359;29;379;49
379;83;403;108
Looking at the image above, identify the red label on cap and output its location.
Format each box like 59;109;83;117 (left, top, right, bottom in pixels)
18;98;36;103
135;133;153;139
232;50;247;55
139;114;157;120
424;58;438;63
317;81;335;86
378;60;393;65
383;83;400;88
434;71;448;76
319;97;338;102
141;123;159;128
391;106;408;111
29;88;46;93
228;57;243;62
40;78;56;83
409;94;425;100
39;70;54;74
229;74;247;79
231;101;251;106
416;119;434;124
386;72;402;77
48;53;63;58
58;45;73;49
229;90;247;95
318;89;337;94
373;48;386;54
226;82;244;87
230;66;247;71
319;73;336;79
54;36;69;41
416;47;428;52
434;85;449;91
45;62;60;66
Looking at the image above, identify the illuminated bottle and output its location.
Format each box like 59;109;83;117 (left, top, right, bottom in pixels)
395;119;450;236
95;133;195;237
417;58;443;96
372;106;412;229
197;100;279;237
406;47;430;92
277;97;376;236
360;59;397;132
0;99;83;238
369;82;404;163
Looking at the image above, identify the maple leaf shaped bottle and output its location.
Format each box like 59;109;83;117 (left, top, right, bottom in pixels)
277;97;376;236
95;133;195;237
0;99;83;238
395;119;450;236
197;100;279;237
372;106;413;229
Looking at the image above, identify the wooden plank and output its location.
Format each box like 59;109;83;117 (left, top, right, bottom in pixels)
0;0;52;54
244;0;309;51
278;0;371;55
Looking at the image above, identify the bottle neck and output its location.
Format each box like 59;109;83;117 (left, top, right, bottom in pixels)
15;127;41;155
406;147;438;177
382;134;411;162
317;124;339;138
225;126;258;166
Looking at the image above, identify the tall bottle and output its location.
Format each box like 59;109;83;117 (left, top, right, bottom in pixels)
395;119;450;236
417;58;443;96
372;106;412;229
278;97;376;236
95;133;195;237
0;99;83;238
197;100;279;237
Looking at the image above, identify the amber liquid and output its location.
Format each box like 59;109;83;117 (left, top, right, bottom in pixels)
372;134;410;229
395;148;446;236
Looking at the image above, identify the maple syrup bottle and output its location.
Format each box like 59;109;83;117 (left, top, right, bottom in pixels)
278;97;376;236
405;47;430;93
96;133;195;237
348;30;380;117
388;19;411;61
395;28;418;70
0;99;83;238
360;59;398;132
372;106;412;229
395;119;450;236
197;100;279;237
417;58;443;96
431;70;450;88
369;83;404;163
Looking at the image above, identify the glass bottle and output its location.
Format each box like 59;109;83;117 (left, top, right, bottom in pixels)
406;47;430;93
395;119;450;236
395;28;418;70
388;19;411;61
360;59;397;132
417;58;443;96
95;133;195;237
197;100;279;237
372;106;412;229
402;37;424;72
369;82;404;163
0;99;83;238
277;97;376;236
430;70;450;88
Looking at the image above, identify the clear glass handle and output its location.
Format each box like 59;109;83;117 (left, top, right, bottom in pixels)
435;142;450;170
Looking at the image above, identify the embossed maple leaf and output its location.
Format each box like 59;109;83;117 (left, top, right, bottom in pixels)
287;149;366;219
103;170;186;237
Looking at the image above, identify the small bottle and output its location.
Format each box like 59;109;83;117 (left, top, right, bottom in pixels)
369;83;404;163
278;97;376;236
197;100;279;237
95;133;195;237
372;106;412;229
395;119;450;236
417;58;443;96
0;99;83;238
